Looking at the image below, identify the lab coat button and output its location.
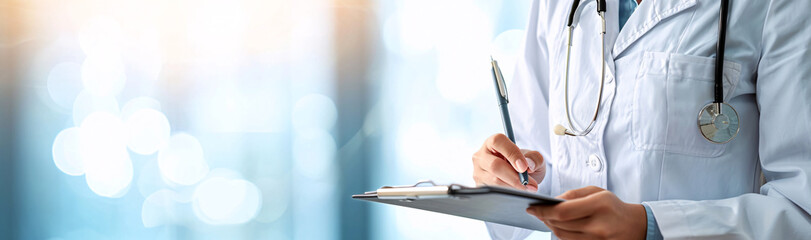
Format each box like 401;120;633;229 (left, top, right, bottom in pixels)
588;154;602;172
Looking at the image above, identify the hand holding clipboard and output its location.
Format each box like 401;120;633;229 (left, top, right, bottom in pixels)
352;180;562;231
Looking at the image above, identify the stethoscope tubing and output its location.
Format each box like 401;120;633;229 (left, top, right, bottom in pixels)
560;0;736;142
714;0;729;104
562;0;607;136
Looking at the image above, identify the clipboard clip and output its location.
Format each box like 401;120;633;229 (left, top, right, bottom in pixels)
367;180;465;200
380;180;438;189
364;180;438;195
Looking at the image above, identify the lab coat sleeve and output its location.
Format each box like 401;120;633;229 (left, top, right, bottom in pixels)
645;0;811;239
485;0;553;239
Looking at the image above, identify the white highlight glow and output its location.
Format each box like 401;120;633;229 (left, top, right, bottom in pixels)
187;0;246;61
78;16;125;56
291;94;337;132
207;168;243;180
142;189;182;228
121;97;162;122
127;29;163;90
52;127;85;176
382;10;436;56
193;177;262;225
396;122;470;182
292;129;336;180
433;3;494;103
157;133;209;186
126;109;171;155
72;91;119;127
79;112;132;198
47;62;84;110
78;17;126;97
81;49;126;97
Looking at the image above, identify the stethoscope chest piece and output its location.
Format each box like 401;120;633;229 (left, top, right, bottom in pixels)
697;102;739;144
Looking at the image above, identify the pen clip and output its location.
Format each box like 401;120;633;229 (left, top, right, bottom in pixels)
491;57;509;102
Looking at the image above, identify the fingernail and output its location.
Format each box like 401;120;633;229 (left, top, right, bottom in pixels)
515;159;527;172
526;158;536;171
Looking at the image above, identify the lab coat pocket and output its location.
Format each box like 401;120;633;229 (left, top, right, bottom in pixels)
631;52;741;157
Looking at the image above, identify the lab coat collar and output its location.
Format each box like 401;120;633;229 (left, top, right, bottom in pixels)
612;0;697;57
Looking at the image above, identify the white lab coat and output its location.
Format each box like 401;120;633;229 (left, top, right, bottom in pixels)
487;0;811;239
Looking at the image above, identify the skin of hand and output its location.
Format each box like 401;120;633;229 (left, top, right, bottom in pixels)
472;133;546;192
526;186;647;240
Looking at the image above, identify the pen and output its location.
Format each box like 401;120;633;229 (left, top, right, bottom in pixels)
490;56;529;186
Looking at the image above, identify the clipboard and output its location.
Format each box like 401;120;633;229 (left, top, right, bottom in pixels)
352;180;563;231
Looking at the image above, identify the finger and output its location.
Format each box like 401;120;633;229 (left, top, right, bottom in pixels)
528;173;544;188
480;155;539;188
548;226;589;240
556;186;604;200
528;168;545;185
545;217;592;232
526;206;544;220
486;134;527;173
521;150;544;173
480;160;538;191
480;173;536;191
531;195;604;221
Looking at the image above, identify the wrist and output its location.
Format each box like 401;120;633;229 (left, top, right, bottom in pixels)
630;203;648;240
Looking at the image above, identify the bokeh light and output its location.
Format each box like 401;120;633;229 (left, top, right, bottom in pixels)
192;177;262;225
72;90;120;127
142;189;183;228
187;0;246;58
79;112;133;198
126;109;171;155
78;16;128;98
46;62;84;110
381;1;438;56
77;16;125;56
157;133;209;186
52;127;85;176
432;3;493;104
81;49;127;97
121;96;162;122
10;0;536;238
124;29;163;93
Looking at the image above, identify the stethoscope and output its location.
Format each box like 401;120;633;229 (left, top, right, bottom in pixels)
554;0;740;144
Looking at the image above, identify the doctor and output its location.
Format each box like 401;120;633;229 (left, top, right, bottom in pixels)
471;0;811;239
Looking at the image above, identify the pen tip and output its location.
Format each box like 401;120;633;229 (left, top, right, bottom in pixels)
490;55;494;61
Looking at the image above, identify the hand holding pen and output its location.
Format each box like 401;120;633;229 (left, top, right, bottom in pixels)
471;57;546;191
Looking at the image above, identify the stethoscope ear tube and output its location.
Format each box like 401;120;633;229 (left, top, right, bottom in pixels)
597;0;606;13
567;0;582;27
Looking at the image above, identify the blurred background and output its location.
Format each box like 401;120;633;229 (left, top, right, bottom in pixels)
0;0;549;239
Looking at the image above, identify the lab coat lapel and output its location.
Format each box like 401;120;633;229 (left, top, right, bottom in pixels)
612;0;697;58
